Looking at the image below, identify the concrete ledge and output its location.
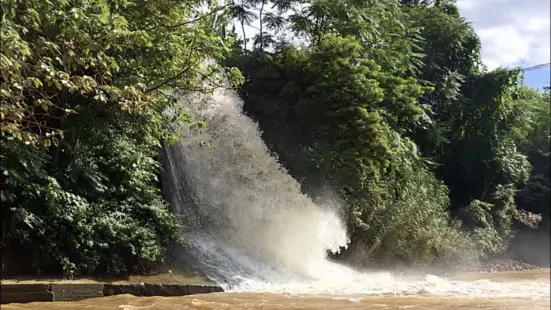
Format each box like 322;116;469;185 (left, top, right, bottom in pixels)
103;283;223;296
1;282;223;304
51;283;105;302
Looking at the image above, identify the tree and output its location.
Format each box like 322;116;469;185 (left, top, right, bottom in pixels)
514;87;551;229
226;0;537;266
0;0;241;275
227;33;476;268
230;1;259;51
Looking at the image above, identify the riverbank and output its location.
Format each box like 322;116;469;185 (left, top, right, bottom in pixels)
0;275;223;304
2;259;546;304
1;254;224;304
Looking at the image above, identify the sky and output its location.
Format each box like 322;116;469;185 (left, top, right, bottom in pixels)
523;68;550;91
457;0;550;90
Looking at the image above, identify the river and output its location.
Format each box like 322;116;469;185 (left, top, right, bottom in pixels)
3;269;549;309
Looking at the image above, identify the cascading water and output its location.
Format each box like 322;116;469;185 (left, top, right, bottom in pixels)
161;85;550;299
161;86;350;288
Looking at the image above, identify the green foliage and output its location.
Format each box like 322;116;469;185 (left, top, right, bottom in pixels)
436;68;530;238
345;154;475;268
401;2;547;256
1;0;241;274
514;87;551;229
0;104;181;275
227;33;476;267
226;0;549;268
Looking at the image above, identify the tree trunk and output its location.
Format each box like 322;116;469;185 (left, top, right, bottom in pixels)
242;20;247;51
259;0;265;50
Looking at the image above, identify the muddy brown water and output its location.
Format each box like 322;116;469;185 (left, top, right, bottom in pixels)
3;270;550;310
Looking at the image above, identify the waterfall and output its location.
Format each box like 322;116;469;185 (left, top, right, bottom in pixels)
161;86;350;288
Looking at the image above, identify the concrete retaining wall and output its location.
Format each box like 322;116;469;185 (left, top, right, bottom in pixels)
1;284;53;304
0;282;223;304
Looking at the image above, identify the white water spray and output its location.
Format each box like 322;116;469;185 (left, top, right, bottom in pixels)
162;87;349;284
161;85;550;299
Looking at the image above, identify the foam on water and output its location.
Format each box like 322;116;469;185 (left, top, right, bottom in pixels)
161;84;550;300
223;259;549;299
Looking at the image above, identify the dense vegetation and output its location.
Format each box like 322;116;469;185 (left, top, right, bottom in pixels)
223;0;550;268
0;0;241;276
1;0;549;275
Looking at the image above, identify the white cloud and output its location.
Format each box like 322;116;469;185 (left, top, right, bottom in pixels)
457;0;550;70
